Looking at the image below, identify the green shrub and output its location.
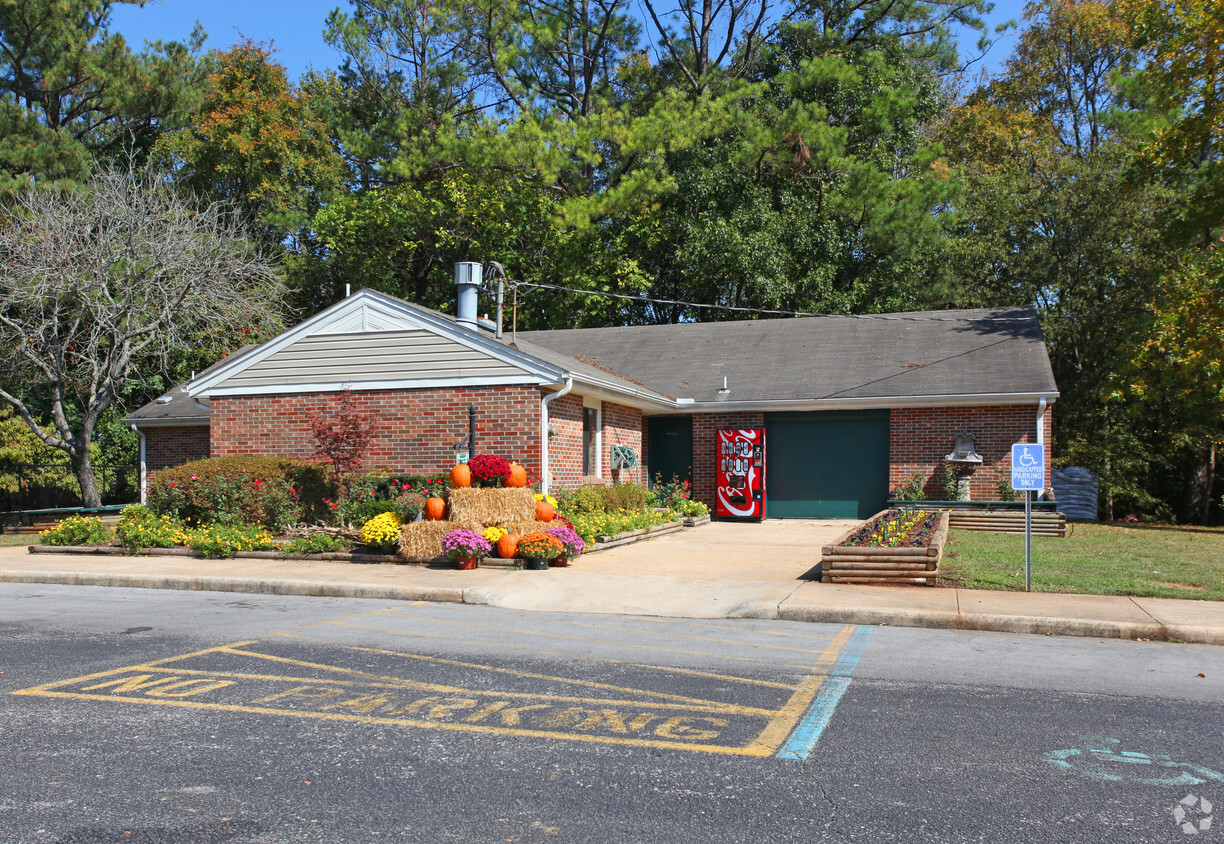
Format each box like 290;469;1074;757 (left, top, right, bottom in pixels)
648;474;693;510
995;471;1019;502
672;498;709;517
557;485;608;514
565;509;671;545
39;515;114;546
115;505;185;552
279;534;351;555
342;470;449;499
605;482;649;511
557;482;651;516
182;523;274;558
334;470;434;527
940;463;963;501
891;473;928;501
148;456;335;527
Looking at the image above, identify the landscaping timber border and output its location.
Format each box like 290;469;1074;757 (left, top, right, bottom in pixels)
820;509;951;586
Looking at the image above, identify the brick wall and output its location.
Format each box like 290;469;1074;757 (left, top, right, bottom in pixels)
890;404;1054;500
543;396;645;490
143;425;211;492
692;412;764;508
210;386;543;477
547;393;584;490
602;401;644;486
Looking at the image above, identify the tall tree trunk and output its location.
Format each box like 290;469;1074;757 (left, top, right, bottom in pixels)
1182;441;1214;525
1203;442;1216;525
70;449;102;508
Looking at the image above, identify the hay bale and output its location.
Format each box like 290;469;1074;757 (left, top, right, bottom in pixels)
398;520;479;559
446;487;535;526
501;519;557;535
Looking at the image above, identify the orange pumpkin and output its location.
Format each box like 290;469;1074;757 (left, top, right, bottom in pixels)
497;533;520;559
450;464;471;488
505;463;527;488
535;499;555;522
424;497;447;521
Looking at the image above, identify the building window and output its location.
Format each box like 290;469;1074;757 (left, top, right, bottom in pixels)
583;406;599;476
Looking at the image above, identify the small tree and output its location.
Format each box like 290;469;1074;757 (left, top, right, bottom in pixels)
308;388;380;477
0;162;286;507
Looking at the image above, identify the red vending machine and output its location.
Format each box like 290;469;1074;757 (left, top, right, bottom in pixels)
716;428;766;520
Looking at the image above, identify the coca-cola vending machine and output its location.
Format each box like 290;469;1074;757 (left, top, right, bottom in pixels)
716;428;766;520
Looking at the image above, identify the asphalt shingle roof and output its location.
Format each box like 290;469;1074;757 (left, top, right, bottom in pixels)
125;344;260;424
519;306;1057;404
128;303;1057;425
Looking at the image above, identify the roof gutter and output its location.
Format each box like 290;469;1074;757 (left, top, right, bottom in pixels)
124;416;211;428
540;377;573;495
665;391;1060;414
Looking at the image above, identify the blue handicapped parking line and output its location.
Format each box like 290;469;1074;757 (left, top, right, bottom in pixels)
777;625;873;760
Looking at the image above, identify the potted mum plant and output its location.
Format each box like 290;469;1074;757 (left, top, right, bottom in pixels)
481;526;508;556
516;532;563;570
466;453;511;487
544;524;585;567
441;528;492;570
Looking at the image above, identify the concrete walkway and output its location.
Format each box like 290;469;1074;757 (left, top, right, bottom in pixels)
3;520;1223;645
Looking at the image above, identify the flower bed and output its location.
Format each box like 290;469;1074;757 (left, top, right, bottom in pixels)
820;509;951;586
842;509;942;548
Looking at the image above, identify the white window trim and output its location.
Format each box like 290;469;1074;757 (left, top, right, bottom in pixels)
583;395;602;477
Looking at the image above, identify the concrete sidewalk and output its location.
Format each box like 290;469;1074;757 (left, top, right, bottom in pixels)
3;524;1223;645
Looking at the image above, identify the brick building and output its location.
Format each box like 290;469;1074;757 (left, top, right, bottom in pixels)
128;286;1058;519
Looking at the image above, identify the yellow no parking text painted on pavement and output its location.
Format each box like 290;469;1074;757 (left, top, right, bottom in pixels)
13;606;862;757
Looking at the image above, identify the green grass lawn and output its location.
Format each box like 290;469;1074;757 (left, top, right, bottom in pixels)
0;533;33;547
940;523;1224;600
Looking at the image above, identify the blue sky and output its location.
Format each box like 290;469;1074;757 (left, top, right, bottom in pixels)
109;0;1029;83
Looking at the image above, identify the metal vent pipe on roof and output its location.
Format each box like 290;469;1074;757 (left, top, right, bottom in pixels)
454;262;482;330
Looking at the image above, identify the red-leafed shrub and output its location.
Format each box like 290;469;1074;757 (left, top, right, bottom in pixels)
307;388;379;477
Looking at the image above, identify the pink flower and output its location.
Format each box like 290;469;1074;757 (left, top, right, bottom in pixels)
190;475;198;481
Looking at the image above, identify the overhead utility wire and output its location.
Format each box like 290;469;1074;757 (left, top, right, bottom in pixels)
509;279;1134;322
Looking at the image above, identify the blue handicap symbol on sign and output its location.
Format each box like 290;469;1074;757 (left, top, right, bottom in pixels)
1011;443;1045;491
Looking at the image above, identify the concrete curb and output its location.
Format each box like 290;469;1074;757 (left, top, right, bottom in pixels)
0;570;466;604
777;603;1187;643
5;566;1223;646
726;600;780;620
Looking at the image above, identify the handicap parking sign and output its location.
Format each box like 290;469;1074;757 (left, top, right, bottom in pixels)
1011;443;1045;491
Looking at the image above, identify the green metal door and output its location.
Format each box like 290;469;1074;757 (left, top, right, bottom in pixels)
765;410;890;518
646;417;693;487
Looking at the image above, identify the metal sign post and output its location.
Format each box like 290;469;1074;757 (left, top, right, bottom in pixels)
1011;443;1045;592
1024;489;1032;591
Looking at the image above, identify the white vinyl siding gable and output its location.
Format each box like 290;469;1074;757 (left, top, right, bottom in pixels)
216;330;535;389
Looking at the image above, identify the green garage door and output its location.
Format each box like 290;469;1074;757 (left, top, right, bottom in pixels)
765;410;890;519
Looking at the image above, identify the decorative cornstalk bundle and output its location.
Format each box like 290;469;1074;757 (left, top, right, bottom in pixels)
446;487;535;526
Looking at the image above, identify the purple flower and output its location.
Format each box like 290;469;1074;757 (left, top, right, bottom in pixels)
545;525;586;556
441;529;492;559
